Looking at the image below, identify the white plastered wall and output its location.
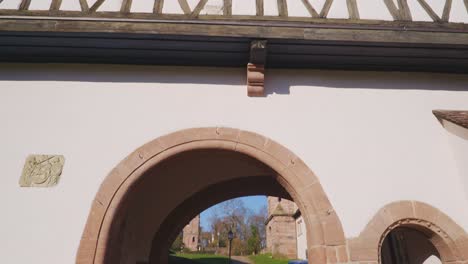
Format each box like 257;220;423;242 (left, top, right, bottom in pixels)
443;120;468;202
0;64;468;263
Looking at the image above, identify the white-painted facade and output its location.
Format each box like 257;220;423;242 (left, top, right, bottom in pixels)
0;0;468;263
1;64;468;263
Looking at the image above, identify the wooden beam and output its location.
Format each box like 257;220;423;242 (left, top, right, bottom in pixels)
346;0;360;20
397;0;412;21
154;0;164;14
50;0;62;12
277;0;288;17
256;0;264;16
384;0;400;20
19;0;31;11
1;18;467;45
90;0;106;13
224;0;232;16
442;0;452;22
178;0;191;15
319;0;333;18
416;0;440;22
301;0;319;18
191;0;208;16
79;0;89;13
121;0;132;14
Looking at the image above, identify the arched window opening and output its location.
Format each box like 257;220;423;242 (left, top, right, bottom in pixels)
381;227;441;264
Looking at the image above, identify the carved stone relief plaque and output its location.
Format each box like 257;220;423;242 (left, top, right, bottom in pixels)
19;155;65;187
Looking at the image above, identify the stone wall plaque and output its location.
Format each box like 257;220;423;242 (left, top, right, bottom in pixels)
19;155;65;187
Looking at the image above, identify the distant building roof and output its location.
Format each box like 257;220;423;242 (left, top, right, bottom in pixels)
433;110;468;129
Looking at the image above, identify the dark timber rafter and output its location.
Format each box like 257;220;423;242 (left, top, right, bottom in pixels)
79;0;89;12
191;0;209;17
153;0;164;14
121;0;132;14
417;0;441;22
301;0;319;18
346;0;359;20
384;0;412;21
320;0;334;18
89;0;105;13
256;0;264;16
178;0;191;15
19;0;31;11
277;0;288;17
49;0;62;12
442;0;452;22
224;0;232;16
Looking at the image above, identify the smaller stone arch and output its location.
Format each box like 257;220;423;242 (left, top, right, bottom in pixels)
349;201;468;263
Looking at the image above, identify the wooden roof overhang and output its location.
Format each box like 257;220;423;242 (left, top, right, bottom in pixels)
1;3;468;74
433;110;468;129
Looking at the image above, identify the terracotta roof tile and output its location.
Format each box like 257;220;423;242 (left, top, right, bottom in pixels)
433;110;468;129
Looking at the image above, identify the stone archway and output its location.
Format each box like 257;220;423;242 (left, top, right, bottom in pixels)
76;127;346;264
349;201;468;263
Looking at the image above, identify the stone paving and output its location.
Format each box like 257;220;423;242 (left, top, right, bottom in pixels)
231;256;252;264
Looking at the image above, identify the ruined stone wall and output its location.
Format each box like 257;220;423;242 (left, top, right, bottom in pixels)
182;215;200;251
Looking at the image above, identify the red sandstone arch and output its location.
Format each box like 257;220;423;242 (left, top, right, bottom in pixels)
349;201;468;263
76;127;346;264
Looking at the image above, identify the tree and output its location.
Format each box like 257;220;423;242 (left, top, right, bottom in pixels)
170;233;185;252
207;197;268;255
247;225;261;255
248;205;268;249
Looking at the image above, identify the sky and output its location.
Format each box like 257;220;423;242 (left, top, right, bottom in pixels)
200;195;267;231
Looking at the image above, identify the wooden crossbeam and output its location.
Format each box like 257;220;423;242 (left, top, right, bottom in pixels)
178;0;191;15
224;0;232;16
397;0;412;20
90;0;105;12
19;0;31;10
192;0;209;16
347;0;360;19
256;0;264;16
79;0;89;12
154;0;164;14
277;0;288;17
301;0;319;18
417;0;440;22
384;0;412;21
384;0;400;20
320;0;334;18
442;0;452;22
121;0;132;14
50;0;62;11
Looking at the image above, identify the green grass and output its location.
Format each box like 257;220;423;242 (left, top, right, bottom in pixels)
170;253;291;264
249;254;289;264
169;253;229;264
